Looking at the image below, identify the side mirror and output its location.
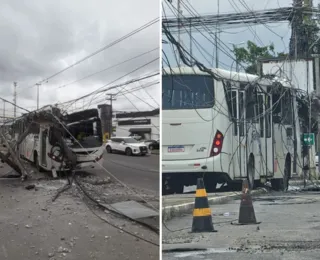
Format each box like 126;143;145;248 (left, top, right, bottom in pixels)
121;141;125;145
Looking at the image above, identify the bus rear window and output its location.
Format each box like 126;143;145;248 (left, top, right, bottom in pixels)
162;74;214;110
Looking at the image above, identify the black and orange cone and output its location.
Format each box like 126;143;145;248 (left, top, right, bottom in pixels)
191;178;217;232
232;179;261;225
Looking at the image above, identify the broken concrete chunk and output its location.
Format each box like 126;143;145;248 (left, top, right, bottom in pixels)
25;184;35;190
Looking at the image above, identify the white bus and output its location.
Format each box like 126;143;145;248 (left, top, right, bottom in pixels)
162;67;302;195
12;106;105;176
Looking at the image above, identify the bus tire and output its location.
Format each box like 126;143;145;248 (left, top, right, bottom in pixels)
204;177;217;192
162;176;183;195
247;155;255;190
271;155;291;191
173;183;184;194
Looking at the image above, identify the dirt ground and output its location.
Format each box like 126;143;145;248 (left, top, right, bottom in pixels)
0;164;159;260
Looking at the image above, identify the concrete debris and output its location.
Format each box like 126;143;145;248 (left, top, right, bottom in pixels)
25;224;32;228
57;246;71;253
25;184;35;190
48;252;55;257
82;177;111;185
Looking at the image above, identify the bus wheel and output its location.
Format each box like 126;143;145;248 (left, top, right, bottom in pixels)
162;179;181;195
204;178;217;193
247;155;255;190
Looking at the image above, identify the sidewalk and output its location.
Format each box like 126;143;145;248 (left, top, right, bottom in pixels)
162;189;267;221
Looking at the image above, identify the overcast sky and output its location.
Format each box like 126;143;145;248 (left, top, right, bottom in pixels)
0;0;160;119
163;0;320;73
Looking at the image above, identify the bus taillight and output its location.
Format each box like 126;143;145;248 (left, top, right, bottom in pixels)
210;130;224;157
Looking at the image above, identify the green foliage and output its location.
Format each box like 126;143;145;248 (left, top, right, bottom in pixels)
232;41;287;74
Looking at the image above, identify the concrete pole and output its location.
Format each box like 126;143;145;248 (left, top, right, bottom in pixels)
314;55;320;177
36;83;40;110
177;0;181;66
13;82;17;118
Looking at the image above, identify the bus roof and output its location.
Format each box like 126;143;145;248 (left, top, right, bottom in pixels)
163;66;258;82
163;66;297;89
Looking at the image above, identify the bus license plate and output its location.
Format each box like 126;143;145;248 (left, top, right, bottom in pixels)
168;146;185;153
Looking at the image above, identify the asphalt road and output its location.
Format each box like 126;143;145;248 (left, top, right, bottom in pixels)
101;152;159;195
163;189;320;260
0;165;159;260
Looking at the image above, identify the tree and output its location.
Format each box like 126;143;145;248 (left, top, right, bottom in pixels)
232;41;286;74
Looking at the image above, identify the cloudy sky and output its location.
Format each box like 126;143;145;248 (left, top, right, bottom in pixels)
0;0;160;119
163;0;320;72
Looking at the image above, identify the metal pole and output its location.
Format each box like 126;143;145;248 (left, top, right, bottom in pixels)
36;83;40;110
106;94;116;137
315;56;320;150
13;82;17;118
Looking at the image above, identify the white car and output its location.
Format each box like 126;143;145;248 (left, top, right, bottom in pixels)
106;137;148;156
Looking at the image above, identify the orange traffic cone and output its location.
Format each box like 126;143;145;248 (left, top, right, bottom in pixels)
232;179;261;225
191;178;217;232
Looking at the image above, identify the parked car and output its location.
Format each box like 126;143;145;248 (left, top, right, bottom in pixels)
129;134;142;141
144;139;159;150
106;137;148;156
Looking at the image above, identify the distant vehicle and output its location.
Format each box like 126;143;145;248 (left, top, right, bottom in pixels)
106;137;148;156
144;139;159;150
162;67;302;195
129;133;142;141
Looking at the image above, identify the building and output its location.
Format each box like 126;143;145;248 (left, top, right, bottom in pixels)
113;109;159;140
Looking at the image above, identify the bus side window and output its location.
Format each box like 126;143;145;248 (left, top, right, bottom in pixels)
265;95;272;138
245;85;258;123
282;91;293;125
272;92;282;123
239;91;245;137
258;94;264;137
231;90;238;136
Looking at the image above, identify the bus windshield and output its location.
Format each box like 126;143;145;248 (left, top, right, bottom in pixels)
162;74;214;110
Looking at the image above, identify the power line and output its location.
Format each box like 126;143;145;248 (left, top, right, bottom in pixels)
60;69;159;109
55;47;159;90
18;17;159;92
0;96;30;114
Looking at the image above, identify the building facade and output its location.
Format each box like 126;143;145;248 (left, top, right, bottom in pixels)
113;109;159;140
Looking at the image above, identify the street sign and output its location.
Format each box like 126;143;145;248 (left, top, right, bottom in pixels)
303;133;315;146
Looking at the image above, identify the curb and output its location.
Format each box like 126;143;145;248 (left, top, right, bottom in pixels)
289;180;320;186
162;189;267;222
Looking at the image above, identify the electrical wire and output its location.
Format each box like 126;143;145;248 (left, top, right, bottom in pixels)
18;17;159;93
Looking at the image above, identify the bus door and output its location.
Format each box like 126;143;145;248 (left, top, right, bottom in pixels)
230;85;246;179
264;93;273;177
40;129;48;167
257;93;273;177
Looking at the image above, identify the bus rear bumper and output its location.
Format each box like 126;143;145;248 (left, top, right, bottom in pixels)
162;155;228;173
